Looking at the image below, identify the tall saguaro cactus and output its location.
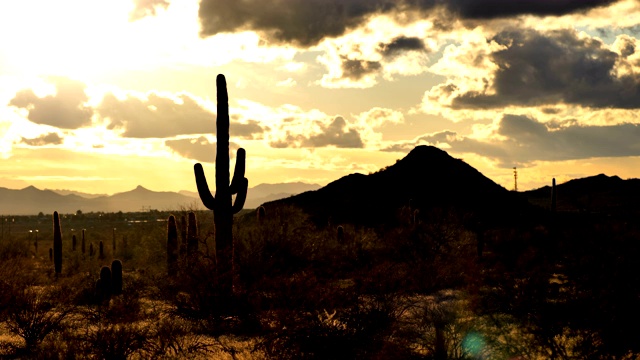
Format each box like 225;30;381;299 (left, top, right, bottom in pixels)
53;211;62;274
167;215;179;277
194;74;248;295
551;177;557;213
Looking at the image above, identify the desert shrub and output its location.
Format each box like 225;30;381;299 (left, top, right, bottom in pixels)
1;275;77;352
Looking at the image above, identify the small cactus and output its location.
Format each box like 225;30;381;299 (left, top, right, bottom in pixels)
167;215;179;277
81;229;86;254
187;212;198;262
96;266;112;302
111;260;123;295
112;228;117;252
99;240;104;260
53;211;62;274
551;177;557;212
72;234;77;251
179;215;187;262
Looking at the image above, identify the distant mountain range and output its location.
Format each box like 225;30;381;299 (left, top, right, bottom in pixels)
4;146;639;219
0;182;321;215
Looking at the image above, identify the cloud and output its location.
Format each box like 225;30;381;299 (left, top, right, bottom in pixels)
9;78;93;129
270;116;364;148
129;0;170;21
20;132;64;146
379;36;426;57
446;0;618;19
197;0;620;47
165;136;240;163
340;57;382;80
427;28;640;111
316;17;434;88
383;114;640;166
230;119;267;139
98;92;215;138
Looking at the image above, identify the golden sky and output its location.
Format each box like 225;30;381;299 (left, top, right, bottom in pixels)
2;0;640;194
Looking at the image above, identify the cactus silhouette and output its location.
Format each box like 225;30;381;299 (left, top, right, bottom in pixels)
337;225;344;243
167;215;179;277
111;260;123;295
186;211;198;263
194;74;248;295
72;234;77;251
81;229;86;254
551;177;557;212
179;214;187;262
53;211;62;274
112;228;116;252
99;240;104;260
96;265;112;302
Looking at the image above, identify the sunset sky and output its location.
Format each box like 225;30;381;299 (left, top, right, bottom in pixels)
2;0;640;195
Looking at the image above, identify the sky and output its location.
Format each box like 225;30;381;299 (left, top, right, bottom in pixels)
2;0;640;194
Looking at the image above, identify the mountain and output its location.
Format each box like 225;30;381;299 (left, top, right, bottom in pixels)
0;185;198;215
524;174;640;214
0;182;323;215
264;145;531;226
47;189;107;199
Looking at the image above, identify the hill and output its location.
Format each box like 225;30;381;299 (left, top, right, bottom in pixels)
265;145;532;226
524;174;640;215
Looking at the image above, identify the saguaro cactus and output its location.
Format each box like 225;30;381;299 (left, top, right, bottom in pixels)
257;206;266;224
551;178;557;212
186;212;198;261
99;240;104;260
81;229;86;254
111;260;123;295
112;228;117;252
53;211;62;274
167;215;179;277
72;234;77;251
194;74;248;295
96;265;112;302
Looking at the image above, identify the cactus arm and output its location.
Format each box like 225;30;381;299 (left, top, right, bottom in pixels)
232;178;248;214
229;148;246;194
194;163;216;210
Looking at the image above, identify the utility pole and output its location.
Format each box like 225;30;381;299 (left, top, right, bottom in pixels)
513;167;518;192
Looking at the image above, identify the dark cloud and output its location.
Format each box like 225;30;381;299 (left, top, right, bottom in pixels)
9;78;93;129
383;114;640;167
98;92;214;138
379;36;426;57
197;0;619;46
270;116;364;148
165;137;240;163
341;57;382;80
450;28;640;109
21;132;63;146
129;0;170;21
446;0;617;19
233;120;267;139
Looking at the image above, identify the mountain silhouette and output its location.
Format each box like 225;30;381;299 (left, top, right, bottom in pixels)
524;174;640;215
0;182;322;215
264;145;530;226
